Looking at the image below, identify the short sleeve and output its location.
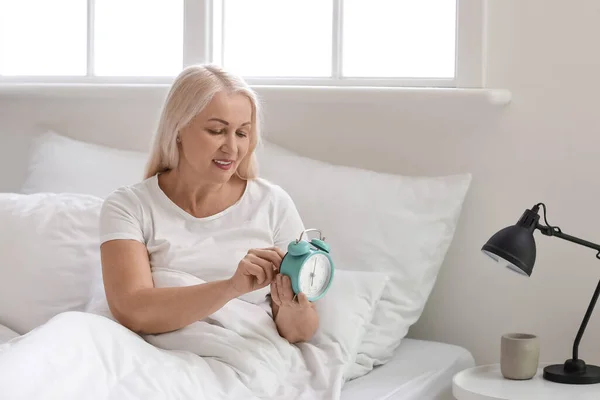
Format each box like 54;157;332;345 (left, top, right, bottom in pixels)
99;187;145;245
272;185;305;250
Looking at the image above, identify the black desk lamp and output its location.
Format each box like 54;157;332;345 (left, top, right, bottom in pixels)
481;202;600;385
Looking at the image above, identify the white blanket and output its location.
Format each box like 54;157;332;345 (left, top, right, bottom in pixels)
0;269;346;400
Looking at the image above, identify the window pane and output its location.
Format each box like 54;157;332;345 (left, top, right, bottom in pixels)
0;0;86;76
220;0;332;77
343;0;456;78
94;0;183;76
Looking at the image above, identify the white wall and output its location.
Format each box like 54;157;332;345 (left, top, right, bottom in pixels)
1;0;600;367
411;0;600;366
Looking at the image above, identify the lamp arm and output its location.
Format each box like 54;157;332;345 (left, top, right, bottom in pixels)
537;223;600;362
572;280;600;361
537;225;600;257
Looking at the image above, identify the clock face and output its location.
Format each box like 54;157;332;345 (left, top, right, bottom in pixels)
298;253;332;298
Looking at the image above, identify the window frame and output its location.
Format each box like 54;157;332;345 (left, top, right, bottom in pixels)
0;0;484;89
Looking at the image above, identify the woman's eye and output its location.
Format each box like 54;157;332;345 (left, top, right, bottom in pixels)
207;128;247;137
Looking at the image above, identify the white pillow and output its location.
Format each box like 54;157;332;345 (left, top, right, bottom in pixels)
21;130;147;198
256;141;472;372
0;193;104;334
309;269;388;381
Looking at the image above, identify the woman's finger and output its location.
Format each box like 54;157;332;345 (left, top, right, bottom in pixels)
270;281;282;306
281;275;294;297
249;248;283;269
281;275;298;306
247;254;274;284
277;274;290;304
241;259;266;285
297;292;310;307
268;246;286;259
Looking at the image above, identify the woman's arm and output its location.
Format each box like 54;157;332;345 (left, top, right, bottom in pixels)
101;240;282;335
101;240;238;334
270;274;319;343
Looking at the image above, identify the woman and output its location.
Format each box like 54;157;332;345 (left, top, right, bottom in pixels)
99;64;318;344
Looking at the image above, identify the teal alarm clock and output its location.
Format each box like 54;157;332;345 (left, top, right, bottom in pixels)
280;228;335;302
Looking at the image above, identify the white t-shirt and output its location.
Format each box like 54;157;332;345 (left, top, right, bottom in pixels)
98;174;305;306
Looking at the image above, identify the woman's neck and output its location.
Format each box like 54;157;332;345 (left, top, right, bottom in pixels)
158;166;245;218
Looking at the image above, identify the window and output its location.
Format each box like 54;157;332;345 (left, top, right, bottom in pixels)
0;0;183;79
0;0;87;76
213;0;334;78
341;0;456;79
0;0;483;88
93;0;183;77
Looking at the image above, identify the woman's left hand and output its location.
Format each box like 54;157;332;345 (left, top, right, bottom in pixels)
270;274;319;343
271;274;310;309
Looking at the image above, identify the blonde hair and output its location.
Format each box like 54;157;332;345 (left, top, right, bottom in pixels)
144;64;261;180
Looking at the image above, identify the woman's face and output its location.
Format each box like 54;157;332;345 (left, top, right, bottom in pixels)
178;91;253;184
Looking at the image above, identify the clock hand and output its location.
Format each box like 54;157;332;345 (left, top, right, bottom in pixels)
311;258;317;287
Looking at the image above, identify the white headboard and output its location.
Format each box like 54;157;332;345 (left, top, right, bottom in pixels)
0;86;505;190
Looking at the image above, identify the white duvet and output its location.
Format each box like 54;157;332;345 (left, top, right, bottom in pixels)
0;269;346;400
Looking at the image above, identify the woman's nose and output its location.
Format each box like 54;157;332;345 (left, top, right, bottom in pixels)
221;132;237;154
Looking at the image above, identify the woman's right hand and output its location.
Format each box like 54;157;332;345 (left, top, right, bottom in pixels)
228;247;286;296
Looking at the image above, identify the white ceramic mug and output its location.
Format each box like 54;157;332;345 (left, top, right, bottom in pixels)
500;333;540;380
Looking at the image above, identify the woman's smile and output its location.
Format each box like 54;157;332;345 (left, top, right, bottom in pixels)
213;159;234;170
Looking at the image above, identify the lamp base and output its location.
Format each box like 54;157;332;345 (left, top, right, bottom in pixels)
543;359;600;384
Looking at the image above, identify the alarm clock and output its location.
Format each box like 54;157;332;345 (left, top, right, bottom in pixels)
280;228;335;302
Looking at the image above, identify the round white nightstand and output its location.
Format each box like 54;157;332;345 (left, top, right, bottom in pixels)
452;364;600;400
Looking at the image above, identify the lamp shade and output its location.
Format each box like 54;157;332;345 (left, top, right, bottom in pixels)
482;224;537;276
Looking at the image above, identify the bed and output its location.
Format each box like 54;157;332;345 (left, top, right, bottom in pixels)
0;129;475;399
341;338;475;400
